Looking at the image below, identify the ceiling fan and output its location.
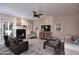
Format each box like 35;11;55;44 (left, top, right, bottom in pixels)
32;11;43;18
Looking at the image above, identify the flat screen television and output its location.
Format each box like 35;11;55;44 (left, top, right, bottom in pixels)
41;25;51;31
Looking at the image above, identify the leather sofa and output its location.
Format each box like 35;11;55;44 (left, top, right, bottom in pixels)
4;35;28;55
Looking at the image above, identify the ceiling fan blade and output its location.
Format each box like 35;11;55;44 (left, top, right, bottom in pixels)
38;14;43;15
37;16;40;18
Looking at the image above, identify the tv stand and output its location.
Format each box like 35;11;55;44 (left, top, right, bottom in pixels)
39;31;51;39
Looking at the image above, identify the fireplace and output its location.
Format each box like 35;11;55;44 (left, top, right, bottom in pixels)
16;29;26;39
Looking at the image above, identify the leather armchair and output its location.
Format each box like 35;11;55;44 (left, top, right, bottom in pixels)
4;36;28;55
8;38;28;55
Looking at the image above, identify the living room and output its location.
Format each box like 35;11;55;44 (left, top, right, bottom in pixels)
0;3;79;55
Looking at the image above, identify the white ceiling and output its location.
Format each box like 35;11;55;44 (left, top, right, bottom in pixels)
0;3;79;19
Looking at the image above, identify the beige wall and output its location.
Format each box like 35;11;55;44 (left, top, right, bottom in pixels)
53;13;79;39
23;19;33;38
33;16;54;38
76;13;79;35
33;13;79;39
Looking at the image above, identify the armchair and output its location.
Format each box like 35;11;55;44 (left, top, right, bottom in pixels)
4;36;28;55
7;37;28;55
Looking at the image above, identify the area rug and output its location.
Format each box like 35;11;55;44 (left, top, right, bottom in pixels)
0;39;56;55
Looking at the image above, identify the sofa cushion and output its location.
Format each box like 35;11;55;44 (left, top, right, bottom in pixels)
8;38;18;47
11;37;19;44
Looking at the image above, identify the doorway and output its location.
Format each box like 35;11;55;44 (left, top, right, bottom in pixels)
0;19;13;43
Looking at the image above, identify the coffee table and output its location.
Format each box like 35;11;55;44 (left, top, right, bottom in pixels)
43;39;65;55
43;39;60;49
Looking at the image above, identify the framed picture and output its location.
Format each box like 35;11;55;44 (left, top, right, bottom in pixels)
55;22;63;32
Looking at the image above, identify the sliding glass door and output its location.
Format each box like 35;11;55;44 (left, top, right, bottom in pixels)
3;22;13;36
1;19;13;40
